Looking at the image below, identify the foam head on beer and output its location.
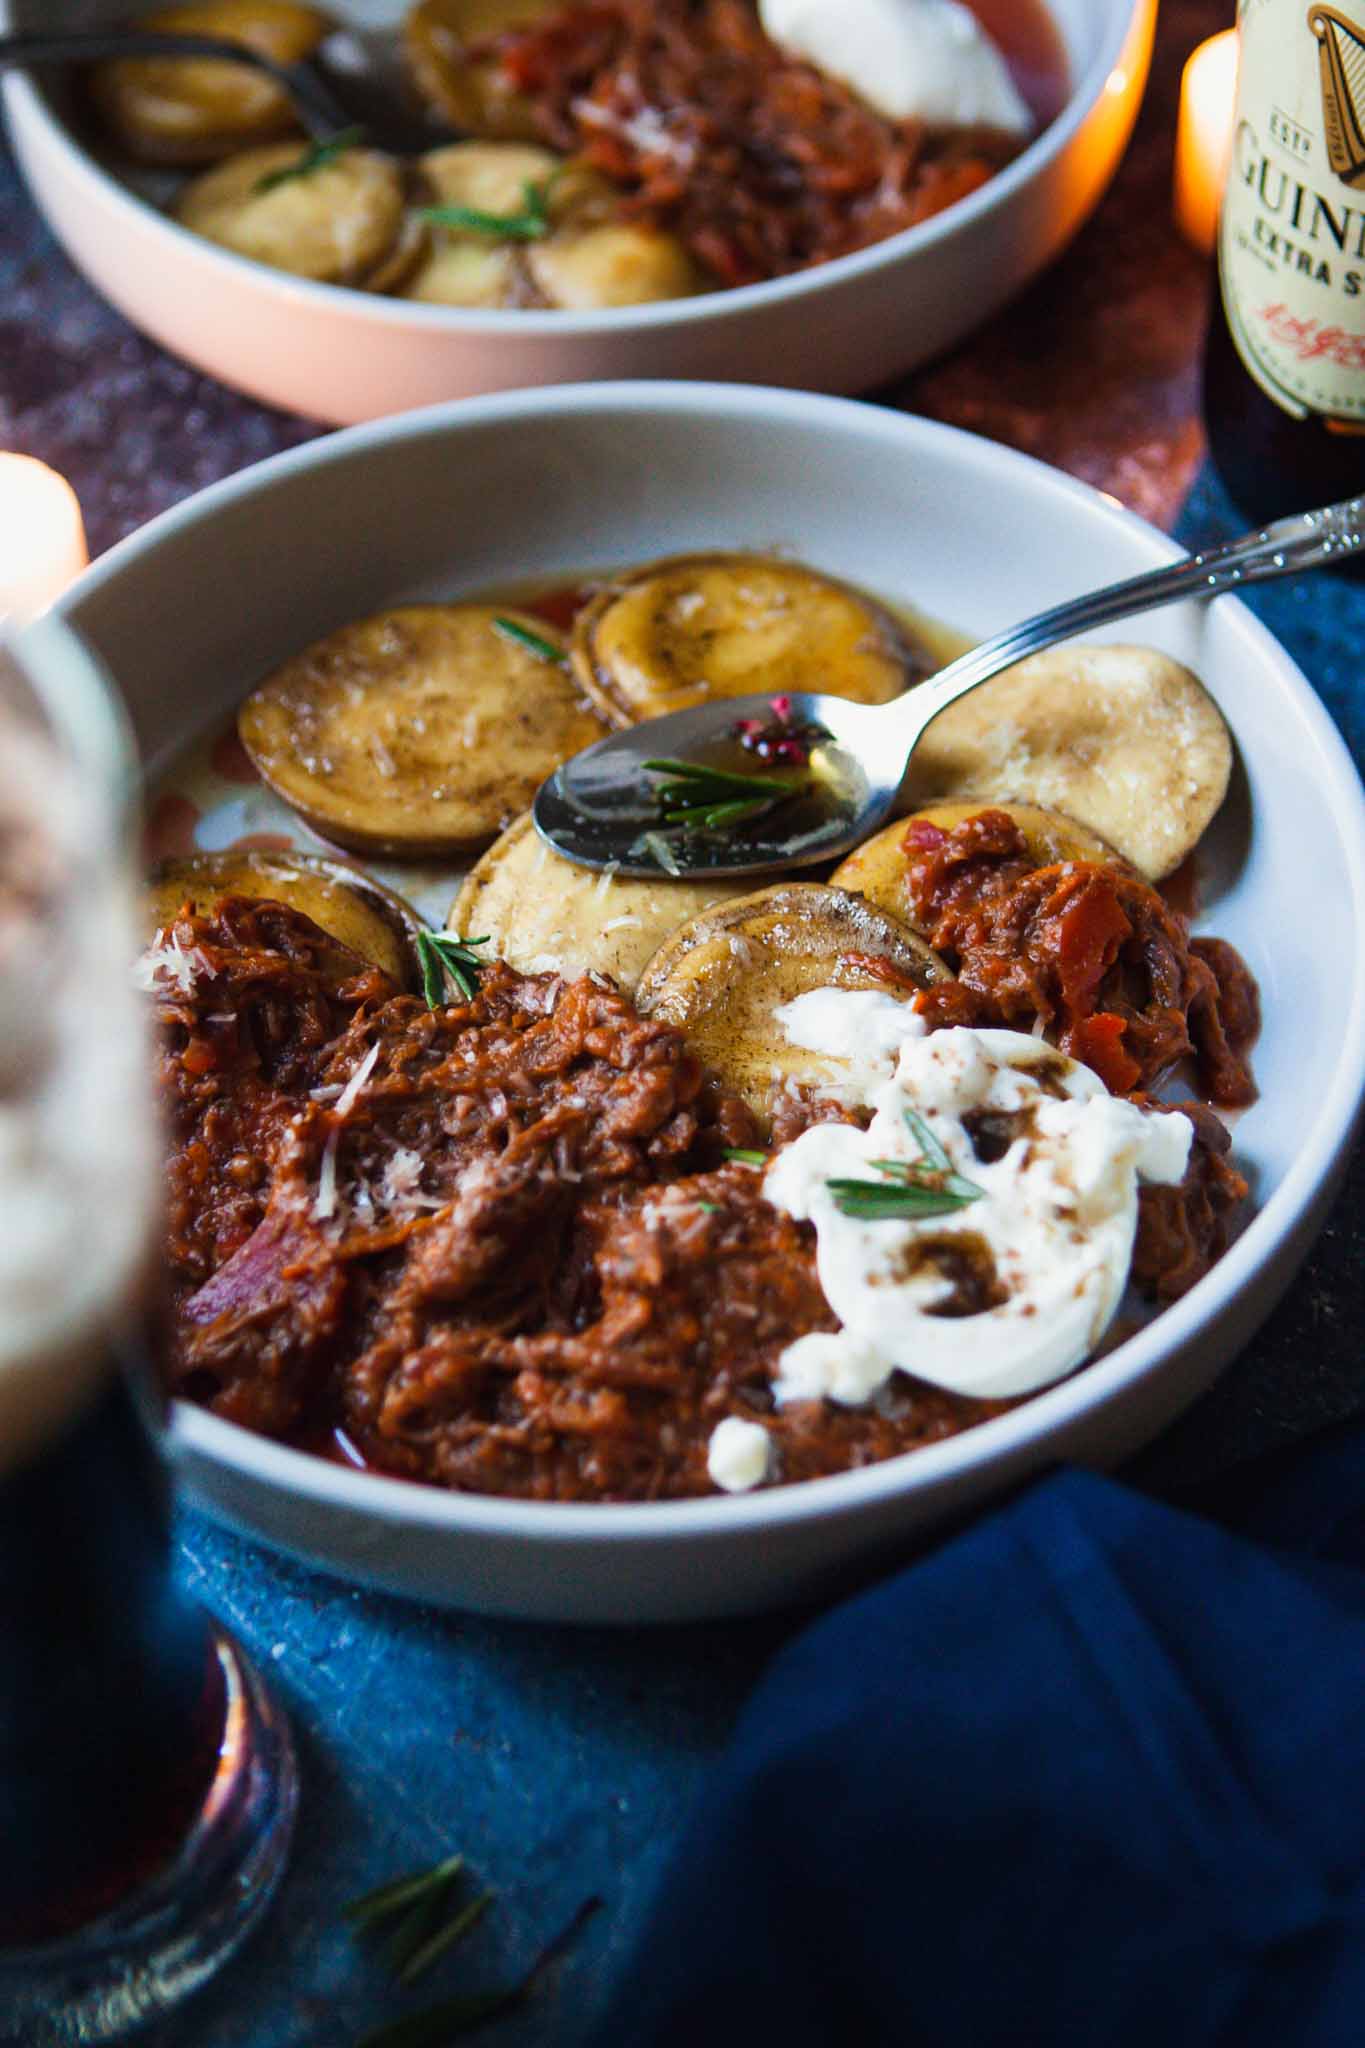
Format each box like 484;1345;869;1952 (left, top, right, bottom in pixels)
0;641;157;1479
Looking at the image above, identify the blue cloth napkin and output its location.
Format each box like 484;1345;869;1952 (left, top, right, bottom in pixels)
596;1425;1365;2046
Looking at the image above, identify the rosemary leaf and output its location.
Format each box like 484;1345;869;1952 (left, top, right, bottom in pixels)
384;1890;454;1981
416;931;491;1009
903;1106;953;1175
418;178;555;241
643;757;803;800
491;616;565;666
662;796;772;831
344;1853;466;1930
826;1176;982;1221
867;1159;985;1202
724;1148;768;1168
697;1199;722;1214
357;1898;602;2048
397;1891;494;1989
255;126;366;193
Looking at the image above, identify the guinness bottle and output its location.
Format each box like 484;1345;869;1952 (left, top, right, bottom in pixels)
0;619;297;2045
1203;1;1365;523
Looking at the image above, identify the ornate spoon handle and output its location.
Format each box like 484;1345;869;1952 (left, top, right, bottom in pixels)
887;494;1365;747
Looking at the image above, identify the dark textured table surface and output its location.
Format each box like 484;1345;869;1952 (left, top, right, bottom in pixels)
3;3;1363;2042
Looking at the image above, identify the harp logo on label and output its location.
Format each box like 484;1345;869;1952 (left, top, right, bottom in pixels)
1311;5;1365;187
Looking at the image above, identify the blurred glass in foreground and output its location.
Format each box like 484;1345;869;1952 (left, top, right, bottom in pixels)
0;617;296;2045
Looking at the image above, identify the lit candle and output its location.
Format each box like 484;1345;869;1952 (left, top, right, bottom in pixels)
0;455;89;622
1173;30;1239;256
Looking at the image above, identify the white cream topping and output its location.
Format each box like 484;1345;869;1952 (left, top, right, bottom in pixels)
776;987;925;1089
758;0;1032;134
706;1415;774;1494
765;1012;1192;1405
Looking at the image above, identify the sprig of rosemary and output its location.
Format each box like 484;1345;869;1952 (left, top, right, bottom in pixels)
255;125;366;193
418;177;556;241
345;1852;494;1991
492;615;566;665
416;930;490;1008
828;1108;984;1221
355;1896;603;2048
644;756;806;833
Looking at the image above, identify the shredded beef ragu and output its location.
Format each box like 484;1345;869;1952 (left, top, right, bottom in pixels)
155;815;1258;1499
897;811;1256;1298
156;900;1004;1500
901;811;1260;1107
482;0;1022;286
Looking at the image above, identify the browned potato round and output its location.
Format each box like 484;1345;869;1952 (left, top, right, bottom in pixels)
402;143;701;310
175;141;407;285
148;850;423;988
403;140;560;306
635;884;949;1121
362;210;431;297
525;220;703;310
902;644;1233;881
403;0;554;142
450;812;754;992
571;555;925;729
832;801;1123;938
89;1;331;167
238;604;607;857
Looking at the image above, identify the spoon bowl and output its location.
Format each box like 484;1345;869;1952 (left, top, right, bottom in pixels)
534;691;889;878
535;492;1365;878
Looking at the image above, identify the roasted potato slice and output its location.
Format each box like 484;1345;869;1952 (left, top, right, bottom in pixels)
175;140;407;285
402;143;701;309
635;884;949;1120
832;801;1123;938
403;140;559;306
571;555;925;728
525;220;703;310
148;850;422;988
403;0;555;142
238;604;606;857
449;812;753;992
902;643;1233;881
89;1;331;167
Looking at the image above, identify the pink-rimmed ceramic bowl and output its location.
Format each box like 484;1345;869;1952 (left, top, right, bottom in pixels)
3;0;1154;422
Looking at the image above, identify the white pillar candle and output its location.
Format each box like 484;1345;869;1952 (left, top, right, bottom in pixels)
0;455;89;622
1173;30;1239;256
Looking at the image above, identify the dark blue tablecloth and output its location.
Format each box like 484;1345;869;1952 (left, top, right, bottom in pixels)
595;1423;1365;2047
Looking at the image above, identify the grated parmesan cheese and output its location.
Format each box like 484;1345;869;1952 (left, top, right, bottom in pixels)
313;1127;341;1221
132;929;214;996
334;1041;380;1120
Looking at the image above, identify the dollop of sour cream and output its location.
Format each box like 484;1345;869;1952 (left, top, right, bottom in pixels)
763;1000;1193;1409
757;0;1033;134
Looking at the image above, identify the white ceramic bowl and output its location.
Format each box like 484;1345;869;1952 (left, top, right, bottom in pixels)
3;0;1154;423
56;382;1365;1624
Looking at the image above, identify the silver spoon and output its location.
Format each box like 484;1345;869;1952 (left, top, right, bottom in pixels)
534;492;1365;878
0;27;450;155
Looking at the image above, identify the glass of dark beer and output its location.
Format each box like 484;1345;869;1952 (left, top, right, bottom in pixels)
0;617;297;2043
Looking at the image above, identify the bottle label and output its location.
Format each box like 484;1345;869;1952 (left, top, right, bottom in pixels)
1221;0;1365;423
